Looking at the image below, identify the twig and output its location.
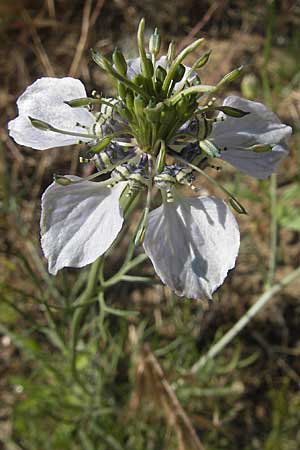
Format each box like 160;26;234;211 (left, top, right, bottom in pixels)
46;0;56;19
140;347;206;450
177;1;220;53
22;9;55;77
69;0;93;77
90;0;106;27
191;266;300;373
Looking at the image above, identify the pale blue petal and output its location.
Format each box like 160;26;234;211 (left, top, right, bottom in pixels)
8;77;95;150
143;195;240;299
41;177;125;274
219;144;288;179
212;96;292;177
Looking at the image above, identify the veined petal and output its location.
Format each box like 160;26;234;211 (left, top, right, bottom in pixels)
143;196;240;299
218;144;288;179
41;177;125;274
8;77;95;150
212;96;292;178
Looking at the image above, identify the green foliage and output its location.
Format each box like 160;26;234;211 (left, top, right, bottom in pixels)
276;184;300;231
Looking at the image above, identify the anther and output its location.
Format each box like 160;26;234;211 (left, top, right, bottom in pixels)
209;165;222;171
75;122;88;128
91;90;99;98
207;97;217;107
166;190;174;202
79;156;91;163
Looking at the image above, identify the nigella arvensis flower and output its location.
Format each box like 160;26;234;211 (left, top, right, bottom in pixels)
8;20;292;299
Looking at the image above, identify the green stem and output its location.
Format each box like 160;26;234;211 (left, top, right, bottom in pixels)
167;84;215;105
171;151;247;214
70;257;103;393
103;253;148;287
191;266;300;373
262;0;277;287
267;173;277;287
162;38;204;94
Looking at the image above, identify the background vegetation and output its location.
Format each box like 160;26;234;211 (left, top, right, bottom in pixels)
1;1;300;449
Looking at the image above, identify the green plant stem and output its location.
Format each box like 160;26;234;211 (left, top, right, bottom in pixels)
262;0;277;287
268;173;277;287
103;253;148;287
191;266;300;373
70;257;103;393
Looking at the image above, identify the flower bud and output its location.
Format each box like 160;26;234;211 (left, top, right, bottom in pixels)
90;136;112;154
149;28;161;57
125;90;134;109
65;98;94;107
216;106;249;118
133;74;144;86
229;198;247;215
141;57;154;78
90;49;112;72
137;18;153;80
247;144;273;152
145;100;164;123
54;175;73;186
194;50;212;69
173;64;186;83
167;41;176;65
175;95;189;114
117;81;127;100
217;66;243;89
134;95;146;118
112;48;127;76
155;66;167;83
118;105;133;122
29;117;52;131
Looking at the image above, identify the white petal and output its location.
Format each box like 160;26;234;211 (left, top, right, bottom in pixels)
41;177;125;274
8;77;95;150
218;144;288;179
126;57;142;79
213;96;292;145
143;196;240;299
126;57;167;79
212;96;292;178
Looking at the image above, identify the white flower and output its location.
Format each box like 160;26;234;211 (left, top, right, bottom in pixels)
212;96;292;178
9;23;295;303
41;178;240;298
8;77;96;150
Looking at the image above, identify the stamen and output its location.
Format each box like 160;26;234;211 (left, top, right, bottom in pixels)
29;117;97;139
75;122;88;128
134;156;154;245
209;165;222;171
209;116;226;123
169;149;248;214
53;170;106;186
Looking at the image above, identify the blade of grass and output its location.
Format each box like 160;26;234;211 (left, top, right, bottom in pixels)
191;266;300;373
